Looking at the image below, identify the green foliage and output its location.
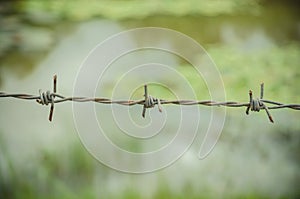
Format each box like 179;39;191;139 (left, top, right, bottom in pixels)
179;43;300;102
19;0;260;21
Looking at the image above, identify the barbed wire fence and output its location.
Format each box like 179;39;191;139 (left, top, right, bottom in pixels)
0;75;299;123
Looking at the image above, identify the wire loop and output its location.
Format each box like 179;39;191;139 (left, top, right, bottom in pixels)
37;90;53;105
250;98;261;112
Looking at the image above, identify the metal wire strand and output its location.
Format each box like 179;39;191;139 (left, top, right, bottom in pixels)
0;75;299;122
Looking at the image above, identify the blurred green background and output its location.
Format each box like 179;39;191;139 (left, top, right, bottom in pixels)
0;0;299;198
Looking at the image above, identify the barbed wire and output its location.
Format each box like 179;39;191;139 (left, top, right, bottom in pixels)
0;75;299;123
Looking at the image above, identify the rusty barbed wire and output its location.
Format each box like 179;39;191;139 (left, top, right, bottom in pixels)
0;75;299;122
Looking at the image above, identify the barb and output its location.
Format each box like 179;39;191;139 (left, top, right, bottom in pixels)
246;83;273;123
142;84;162;118
35;74;57;121
0;75;299;122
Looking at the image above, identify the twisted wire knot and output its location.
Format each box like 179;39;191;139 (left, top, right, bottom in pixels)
246;83;274;123
249;98;262;112
35;75;57;121
36;90;54;106
144;95;159;108
142;85;162;118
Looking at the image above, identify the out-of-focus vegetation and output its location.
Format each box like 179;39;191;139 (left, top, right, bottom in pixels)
19;0;260;21
179;43;300;102
1;0;300;199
